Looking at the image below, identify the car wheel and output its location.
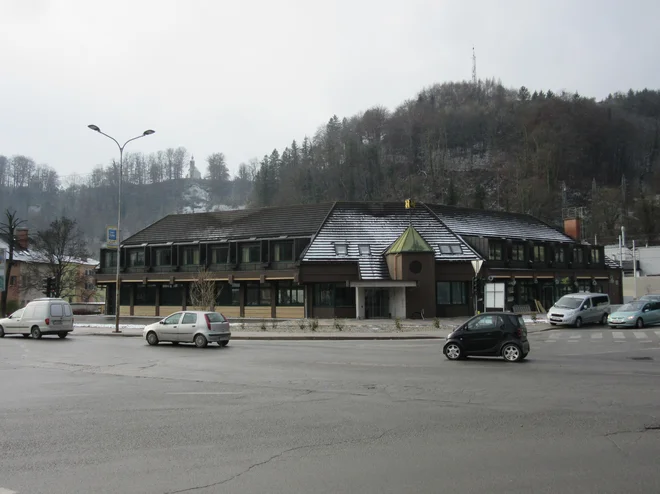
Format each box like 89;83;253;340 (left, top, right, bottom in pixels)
636;318;644;329
575;317;583;329
601;314;608;325
444;343;462;361
146;331;159;346
219;341;229;347
31;326;42;339
502;343;522;362
0;325;4;338
58;332;68;339
194;334;208;348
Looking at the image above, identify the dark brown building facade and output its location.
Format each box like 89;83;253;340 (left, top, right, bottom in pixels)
95;202;623;320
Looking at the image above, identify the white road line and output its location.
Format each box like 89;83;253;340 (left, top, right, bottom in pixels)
548;332;561;339
655;330;660;337
569;335;581;339
613;332;625;339
0;488;18;494
166;392;243;395
591;333;603;339
633;331;648;339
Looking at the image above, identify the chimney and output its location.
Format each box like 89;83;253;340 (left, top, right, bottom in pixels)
16;227;28;250
564;218;581;241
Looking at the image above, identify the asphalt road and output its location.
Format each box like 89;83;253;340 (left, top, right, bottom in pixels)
1;330;659;494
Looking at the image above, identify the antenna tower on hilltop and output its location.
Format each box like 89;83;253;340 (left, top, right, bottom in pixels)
472;46;477;85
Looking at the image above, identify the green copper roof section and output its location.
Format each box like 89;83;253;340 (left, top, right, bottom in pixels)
385;226;434;254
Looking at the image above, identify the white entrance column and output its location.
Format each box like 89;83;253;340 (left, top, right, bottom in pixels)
356;286;366;319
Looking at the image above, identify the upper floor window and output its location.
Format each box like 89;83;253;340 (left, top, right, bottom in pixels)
533;245;545;262
573;248;584;264
273;241;294;262
154;248;172;266
334;244;348;256
210;245;229;264
591;248;601;264
241;243;260;263
358;245;371;256
128;249;144;267
103;250;117;268
489;242;503;261
511;244;525;262
555;247;565;263
181;246;200;265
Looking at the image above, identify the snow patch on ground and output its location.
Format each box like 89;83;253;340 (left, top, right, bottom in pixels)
75;324;145;329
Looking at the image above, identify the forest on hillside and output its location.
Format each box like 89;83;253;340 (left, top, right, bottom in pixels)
1;79;659;253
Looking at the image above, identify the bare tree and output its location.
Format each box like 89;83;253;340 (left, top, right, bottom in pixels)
189;268;221;311
23;217;88;299
0;209;26;316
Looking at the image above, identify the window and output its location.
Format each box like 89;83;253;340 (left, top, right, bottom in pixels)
450;245;462;254
182;313;197;324
436;281;468;305
64;305;72;317
573;248;584;264
128;249;145;267
135;284;157;305
489;242;503;261
334;244;348;256
313;283;334;306
161;284;183;306
593;295;609;307
206;313;226;323
511;244;525;262
335;285;355;307
181;247;200;265
241;244;260;263
9;276;16;287
466;314;502;331
591;248;601;264
216;282;240;306
210;245;229;264
358;245;371;256
119;285;131;305
163;313;182;325
104;250;117;268
245;282;271;306
277;281;305;305
533;245;545;262
439;244;452;254
273;242;294;262
50;304;63;317
154;248;172;266
555;247;565;263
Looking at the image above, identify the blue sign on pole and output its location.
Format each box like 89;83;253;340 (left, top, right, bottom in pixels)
107;226;118;248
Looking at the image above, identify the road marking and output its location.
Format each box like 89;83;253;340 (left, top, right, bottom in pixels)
591;333;603;339
548;332;561;339
633;331;647;339
569;335;581;339
655;330;660;337
166;392;244;396
0;488;18;494
613;332;625;339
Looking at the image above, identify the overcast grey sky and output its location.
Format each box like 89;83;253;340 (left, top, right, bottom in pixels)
1;0;658;179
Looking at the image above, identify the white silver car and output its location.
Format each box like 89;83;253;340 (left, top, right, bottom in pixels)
0;298;74;339
143;311;231;348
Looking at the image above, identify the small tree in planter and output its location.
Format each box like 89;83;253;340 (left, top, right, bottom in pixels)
189;268;220;311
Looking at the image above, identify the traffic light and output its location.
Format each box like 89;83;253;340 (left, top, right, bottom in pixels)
41;277;54;297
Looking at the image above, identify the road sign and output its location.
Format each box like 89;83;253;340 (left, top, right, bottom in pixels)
107;226;118;249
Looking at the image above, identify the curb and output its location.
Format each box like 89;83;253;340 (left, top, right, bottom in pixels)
78;333;446;341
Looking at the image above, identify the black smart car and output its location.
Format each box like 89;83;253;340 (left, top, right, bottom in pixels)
443;312;530;362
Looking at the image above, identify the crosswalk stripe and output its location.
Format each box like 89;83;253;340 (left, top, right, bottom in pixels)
613;332;625;339
569;335;581;339
591;333;603;339
633;331;647;339
655;331;660;337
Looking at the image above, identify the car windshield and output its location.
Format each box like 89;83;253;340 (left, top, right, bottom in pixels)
640;295;660;301
10;309;24;318
555;296;583;309
205;312;226;323
618;302;644;312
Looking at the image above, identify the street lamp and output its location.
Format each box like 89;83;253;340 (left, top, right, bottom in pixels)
88;124;155;333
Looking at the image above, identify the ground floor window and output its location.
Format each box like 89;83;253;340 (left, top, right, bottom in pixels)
277;281;304;305
313;283;355;307
216;282;240;306
135;284;157;305
245;282;271;306
119;285;131;305
161;284;183;306
436;281;468;305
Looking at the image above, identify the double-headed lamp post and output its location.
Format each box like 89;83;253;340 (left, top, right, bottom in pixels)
88;125;155;333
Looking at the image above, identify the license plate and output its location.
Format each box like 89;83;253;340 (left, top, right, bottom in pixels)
52;320;61;325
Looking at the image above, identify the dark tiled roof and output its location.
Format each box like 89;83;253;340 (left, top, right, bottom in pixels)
123;203;334;245
302;202;481;280
427;204;575;243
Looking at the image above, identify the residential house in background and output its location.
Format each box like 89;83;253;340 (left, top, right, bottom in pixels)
95;202;623;319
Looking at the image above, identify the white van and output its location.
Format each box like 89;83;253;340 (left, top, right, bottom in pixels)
0;298;74;339
548;293;611;328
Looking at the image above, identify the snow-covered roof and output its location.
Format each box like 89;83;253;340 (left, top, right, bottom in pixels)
0;238;98;266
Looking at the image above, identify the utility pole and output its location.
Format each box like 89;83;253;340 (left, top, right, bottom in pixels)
472;46;477;86
633;240;637;299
